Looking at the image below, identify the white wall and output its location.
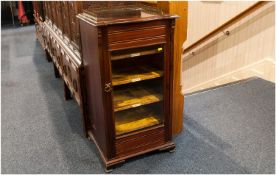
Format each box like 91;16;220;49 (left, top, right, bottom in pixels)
182;1;275;94
184;1;256;47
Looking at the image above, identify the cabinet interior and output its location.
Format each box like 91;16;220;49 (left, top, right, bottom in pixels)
114;102;163;136
111;44;165;136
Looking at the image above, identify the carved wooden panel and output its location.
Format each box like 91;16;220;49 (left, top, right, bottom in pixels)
68;1;82;49
49;2;54;23
50;2;57;26
39;2;45;20
55;1;63;32
61;1;71;40
45;2;51;20
32;2;39;14
48;2;51;20
42;2;46;19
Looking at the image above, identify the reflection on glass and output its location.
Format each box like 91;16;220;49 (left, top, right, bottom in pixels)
111;45;165;136
115;103;163;136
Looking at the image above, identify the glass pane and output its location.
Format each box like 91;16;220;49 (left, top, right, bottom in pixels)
115;103;163;136
111;45;165;136
83;2;163;22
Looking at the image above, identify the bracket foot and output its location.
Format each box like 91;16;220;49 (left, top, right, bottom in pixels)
105;168;113;173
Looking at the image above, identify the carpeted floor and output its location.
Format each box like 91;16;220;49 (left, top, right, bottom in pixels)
1;26;275;174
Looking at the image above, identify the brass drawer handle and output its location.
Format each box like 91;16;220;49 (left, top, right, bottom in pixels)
104;83;112;92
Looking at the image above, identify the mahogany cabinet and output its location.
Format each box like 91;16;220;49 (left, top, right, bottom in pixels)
77;5;177;170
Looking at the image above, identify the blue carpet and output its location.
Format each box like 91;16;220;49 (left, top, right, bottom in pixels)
1;26;275;174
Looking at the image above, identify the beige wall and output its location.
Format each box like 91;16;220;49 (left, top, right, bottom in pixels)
182;1;275;94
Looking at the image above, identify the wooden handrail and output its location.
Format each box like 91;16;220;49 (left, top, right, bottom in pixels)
183;1;268;54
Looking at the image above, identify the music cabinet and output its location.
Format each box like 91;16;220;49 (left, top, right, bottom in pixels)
77;6;178;171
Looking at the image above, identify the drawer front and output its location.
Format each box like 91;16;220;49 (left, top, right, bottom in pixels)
108;20;166;33
107;20;167;51
115;126;166;157
108;25;166;43
109;36;165;51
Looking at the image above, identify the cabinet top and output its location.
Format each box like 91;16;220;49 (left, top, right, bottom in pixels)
77;2;178;26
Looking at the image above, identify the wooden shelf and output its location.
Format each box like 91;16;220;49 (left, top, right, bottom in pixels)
115;105;162;135
112;65;163;86
113;83;162;112
111;46;163;60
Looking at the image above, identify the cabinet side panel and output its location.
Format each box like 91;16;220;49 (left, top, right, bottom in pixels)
79;20;108;158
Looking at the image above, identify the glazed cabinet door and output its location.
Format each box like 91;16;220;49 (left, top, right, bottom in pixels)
105;20;174;157
109;44;167;137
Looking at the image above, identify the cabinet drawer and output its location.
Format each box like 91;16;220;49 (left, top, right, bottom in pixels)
107;21;166;51
109;36;165;51
115;126;166;157
108;20;166;34
108;25;166;43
